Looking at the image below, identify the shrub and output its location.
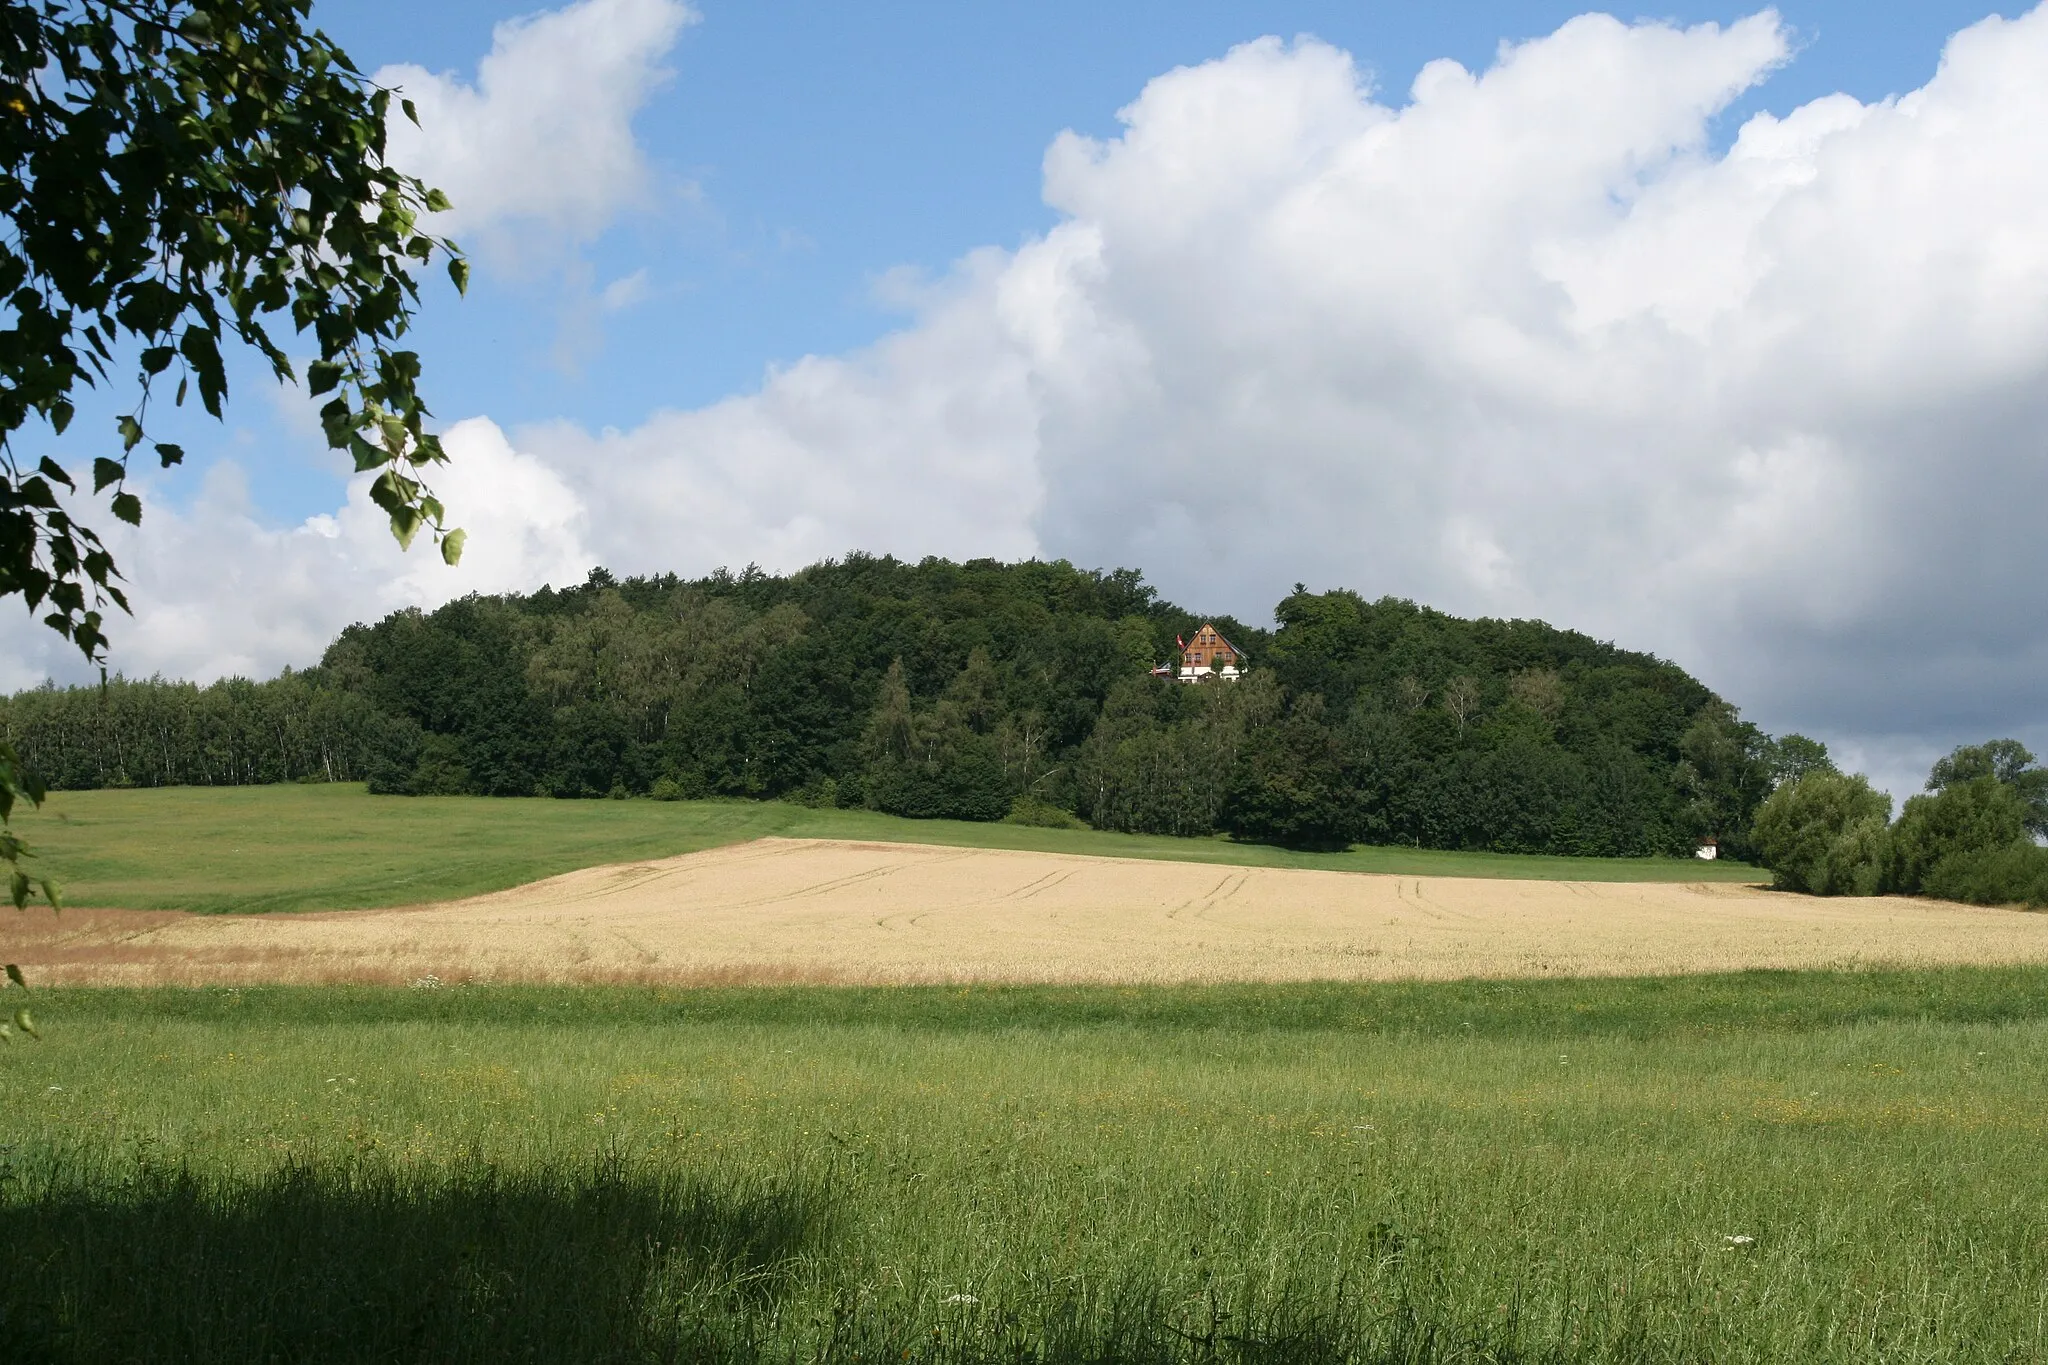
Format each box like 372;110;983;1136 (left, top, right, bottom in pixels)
408;734;473;798
867;739;1010;823
1004;795;1085;829
782;777;839;810
648;776;682;802
1888;776;2032;896
1919;841;2048;907
1751;772;1891;895
364;714;425;795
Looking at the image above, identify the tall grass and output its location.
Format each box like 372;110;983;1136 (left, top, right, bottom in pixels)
5;971;2045;1361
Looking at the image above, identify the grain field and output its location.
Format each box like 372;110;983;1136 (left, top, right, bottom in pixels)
11;836;2048;986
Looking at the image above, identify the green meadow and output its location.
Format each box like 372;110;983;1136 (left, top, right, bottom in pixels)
4;971;2046;1362
6;789;2020;1361
13;782;1758;914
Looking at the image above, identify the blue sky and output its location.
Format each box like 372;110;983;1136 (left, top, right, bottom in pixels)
221;1;2003;523
16;1;2048;802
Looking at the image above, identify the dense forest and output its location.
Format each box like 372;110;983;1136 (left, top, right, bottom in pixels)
0;555;1824;858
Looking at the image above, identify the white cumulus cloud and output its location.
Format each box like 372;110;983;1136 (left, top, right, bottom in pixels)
0;421;591;692
377;0;695;261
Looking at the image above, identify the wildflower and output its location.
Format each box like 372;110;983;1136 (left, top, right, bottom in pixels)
1722;1235;1755;1251
942;1293;979;1306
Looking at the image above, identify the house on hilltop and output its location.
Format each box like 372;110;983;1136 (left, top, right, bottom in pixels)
1176;624;1244;683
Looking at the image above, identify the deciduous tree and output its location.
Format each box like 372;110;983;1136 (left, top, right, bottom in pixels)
1;0;468;911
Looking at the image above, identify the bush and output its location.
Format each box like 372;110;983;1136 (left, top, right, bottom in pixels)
1888;776;2032;896
648;776;682;801
1919;841;2048;907
1004;795;1085;829
782;777;839;810
867;739;1010;823
408;734;472;797
364;714;425;795
1752;772;1891;895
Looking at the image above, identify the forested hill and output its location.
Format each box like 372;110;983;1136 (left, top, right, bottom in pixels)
0;555;1817;858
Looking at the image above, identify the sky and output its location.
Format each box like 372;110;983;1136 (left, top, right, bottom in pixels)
7;0;2047;805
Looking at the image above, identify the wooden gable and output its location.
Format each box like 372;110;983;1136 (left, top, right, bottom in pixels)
1181;623;1241;669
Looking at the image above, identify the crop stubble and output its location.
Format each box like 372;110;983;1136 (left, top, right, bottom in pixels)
11;836;2048;986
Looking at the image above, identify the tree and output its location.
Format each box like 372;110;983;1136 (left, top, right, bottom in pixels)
1766;733;1835;787
1506;666;1565;723
1674;702;1773;858
1926;739;2048;837
1441;675;1480;734
1396;675;1429;713
1220;691;1351;848
1889;774;2042;902
1751;771;1890;896
1;0;467;913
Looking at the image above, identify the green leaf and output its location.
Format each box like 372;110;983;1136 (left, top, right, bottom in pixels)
388;506;422;550
111;492;142;526
117;415;143;451
423;188;452;214
448;257;470;295
14;1008;39;1040
141;346;175;375
440;528;466;566
320;398;355;448
181;327;226;417
155;442;184;468
0;1024;12;1044
306;360;343;396
93;457;124;492
50;400;73;435
36;457;74;490
402;97;420;126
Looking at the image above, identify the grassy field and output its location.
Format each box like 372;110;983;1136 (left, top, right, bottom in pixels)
4;970;2046;1362
11;783;1761;913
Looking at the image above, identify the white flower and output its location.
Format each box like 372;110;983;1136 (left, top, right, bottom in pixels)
942;1294;979;1306
1722;1235;1756;1251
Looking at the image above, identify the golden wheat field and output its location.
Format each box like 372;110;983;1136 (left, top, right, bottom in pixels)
10;836;2048;986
